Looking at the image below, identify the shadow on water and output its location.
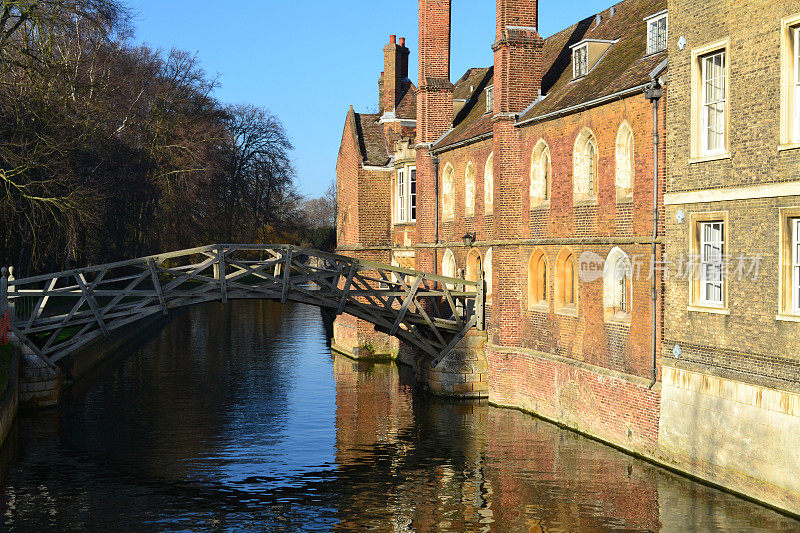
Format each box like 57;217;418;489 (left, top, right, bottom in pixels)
0;300;795;532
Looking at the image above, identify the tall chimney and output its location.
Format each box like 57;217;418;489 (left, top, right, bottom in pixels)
417;0;453;144
493;0;543;114
381;35;410;114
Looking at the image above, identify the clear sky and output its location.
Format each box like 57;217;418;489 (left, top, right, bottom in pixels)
131;0;615;197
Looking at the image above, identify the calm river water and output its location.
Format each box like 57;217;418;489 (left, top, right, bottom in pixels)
0;300;797;532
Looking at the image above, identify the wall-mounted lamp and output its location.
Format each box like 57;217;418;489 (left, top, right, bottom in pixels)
461;232;476;247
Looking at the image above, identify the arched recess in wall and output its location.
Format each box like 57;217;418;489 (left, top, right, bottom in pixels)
483;247;493;301
442;163;455;221
465;161;476;217
484;153;494;214
442;248;457;289
603;246;632;321
555;248;578;313
527;248;548;309
465;248;482;282
573;128;598;202
530;140;551;208
615;121;634;200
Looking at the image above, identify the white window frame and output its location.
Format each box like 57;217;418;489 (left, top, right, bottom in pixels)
485;85;494;114
573;44;589;78
701;50;727;156
794;27;800;141
394;165;416;224
645;12;668;55
793;218;800;314
700;221;725;307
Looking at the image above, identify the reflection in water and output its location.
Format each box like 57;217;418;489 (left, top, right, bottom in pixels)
0;300;795;531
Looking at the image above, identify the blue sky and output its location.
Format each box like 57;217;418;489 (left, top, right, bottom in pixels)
131;0;614;197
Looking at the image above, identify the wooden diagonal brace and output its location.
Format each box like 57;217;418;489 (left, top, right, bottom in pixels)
281;248;293;304
390;275;423;337
148;260;169;316
432;315;478;370
75;273;109;337
337;262;356;315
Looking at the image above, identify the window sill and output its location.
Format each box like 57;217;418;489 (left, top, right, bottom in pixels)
689;152;731;164
778;143;800;153
616;195;634;204
687;304;730;315
530;200;550;211
605;314;631;325
776;313;800;323
484;209;494;217
393;221;417;227
574;197;598;207
555;306;579;318
528;303;549;313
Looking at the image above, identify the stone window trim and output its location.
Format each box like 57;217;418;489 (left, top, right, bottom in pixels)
777;207;800;319
530;139;551;209
644;11;668;56
688;210;730;314
442;248;457;290
527;247;549;312
615;122;634;201
484;153;494;215
780;14;800;149
554;248;579;317
485;85;494;115
483;247;493;303
441;162;455;222
573;128;599;204
465;161;476;218
604;246;632;324
690;39;730;161
393;164;417;224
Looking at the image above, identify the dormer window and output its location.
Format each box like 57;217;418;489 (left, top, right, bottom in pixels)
573;45;589;78
485;85;494;113
645;11;668;54
570;39;616;80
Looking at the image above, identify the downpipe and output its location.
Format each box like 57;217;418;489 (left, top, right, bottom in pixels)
645;81;663;390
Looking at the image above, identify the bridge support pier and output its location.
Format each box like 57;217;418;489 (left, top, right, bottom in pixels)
417;329;488;399
16;342;61;409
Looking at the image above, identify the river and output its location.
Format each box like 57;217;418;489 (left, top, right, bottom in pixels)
0;300;796;531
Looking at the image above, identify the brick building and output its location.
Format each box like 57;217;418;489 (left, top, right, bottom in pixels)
334;0;800;516
658;0;800;515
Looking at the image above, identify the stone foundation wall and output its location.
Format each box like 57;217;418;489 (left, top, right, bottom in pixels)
659;363;800;515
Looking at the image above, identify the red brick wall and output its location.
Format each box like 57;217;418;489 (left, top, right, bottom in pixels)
337;108;361;246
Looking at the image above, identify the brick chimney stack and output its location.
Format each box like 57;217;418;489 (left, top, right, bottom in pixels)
417;0;453;144
380;35;410;115
493;0;544;114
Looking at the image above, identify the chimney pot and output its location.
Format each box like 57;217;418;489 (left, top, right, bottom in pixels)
390;35;396;44
399;37;406;47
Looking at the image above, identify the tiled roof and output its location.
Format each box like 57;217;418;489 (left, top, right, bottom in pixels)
520;0;667;122
433;0;667;151
353;112;390;167
396;83;417;120
434;67;494;149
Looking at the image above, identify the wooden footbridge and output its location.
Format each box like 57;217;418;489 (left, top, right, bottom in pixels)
1;245;484;370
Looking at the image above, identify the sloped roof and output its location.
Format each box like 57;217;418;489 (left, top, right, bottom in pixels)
520;0;666;121
353;112;390;167
433;0;667;152
396;83;417;120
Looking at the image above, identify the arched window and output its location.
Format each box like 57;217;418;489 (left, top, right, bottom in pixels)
530;140;551;207
483;247;493;300
616;122;634;200
465;161;476;217
442;249;457;289
555;249;579;313
528;248;548;309
465;248;482;282
604;247;632;320
442;163;455;221
484;153;494;214
573;128;598;202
